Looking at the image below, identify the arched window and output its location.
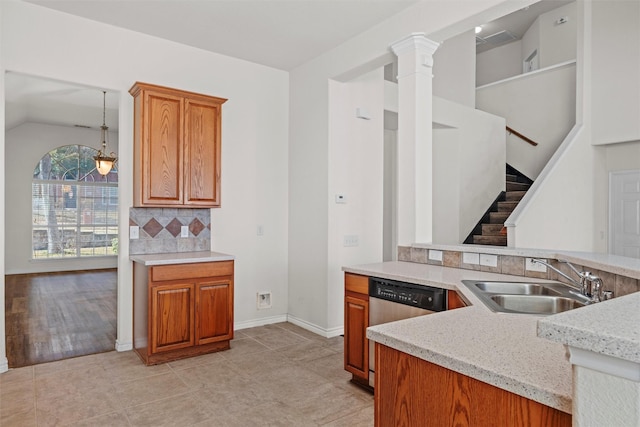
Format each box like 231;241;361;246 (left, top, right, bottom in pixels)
32;145;118;259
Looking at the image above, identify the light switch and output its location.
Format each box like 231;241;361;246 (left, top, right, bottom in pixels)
129;226;139;239
181;226;189;238
462;252;480;265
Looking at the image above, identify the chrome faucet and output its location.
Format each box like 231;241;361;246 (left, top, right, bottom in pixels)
530;259;611;303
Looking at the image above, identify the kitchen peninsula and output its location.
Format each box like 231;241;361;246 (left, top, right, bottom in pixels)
344;245;640;426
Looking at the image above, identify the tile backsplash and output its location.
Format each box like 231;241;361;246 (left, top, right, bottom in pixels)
129;208;211;255
398;246;640;298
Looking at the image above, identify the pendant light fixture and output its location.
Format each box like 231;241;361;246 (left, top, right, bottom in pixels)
93;90;116;175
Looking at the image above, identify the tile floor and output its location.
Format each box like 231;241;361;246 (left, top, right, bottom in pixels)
0;322;374;426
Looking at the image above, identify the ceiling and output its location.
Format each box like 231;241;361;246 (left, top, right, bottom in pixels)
8;0;572;131
25;0;420;72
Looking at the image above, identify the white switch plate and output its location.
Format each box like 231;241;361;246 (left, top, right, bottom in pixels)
335;194;347;204
462;252;480;265
129;226;139;239
180;226;189;238
480;254;498;267
257;225;264;236
428;250;443;262
526;258;547;272
343;235;359;247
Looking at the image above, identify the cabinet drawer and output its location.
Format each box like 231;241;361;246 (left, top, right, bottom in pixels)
151;261;234;282
345;273;369;295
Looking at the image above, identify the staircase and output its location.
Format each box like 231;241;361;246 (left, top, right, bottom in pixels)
465;166;532;246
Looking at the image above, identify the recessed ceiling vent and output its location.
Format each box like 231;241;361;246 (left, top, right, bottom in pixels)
482;30;517;46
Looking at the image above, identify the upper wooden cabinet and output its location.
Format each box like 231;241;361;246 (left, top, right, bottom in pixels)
129;82;227;207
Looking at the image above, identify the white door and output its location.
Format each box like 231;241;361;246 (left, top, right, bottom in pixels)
610;170;640;258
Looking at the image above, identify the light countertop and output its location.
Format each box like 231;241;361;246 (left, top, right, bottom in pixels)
345;261;575;413
129;251;234;266
538;291;640;364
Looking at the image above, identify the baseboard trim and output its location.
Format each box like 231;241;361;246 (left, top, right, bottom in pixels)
0;356;8;373
287;315;344;338
234;315;288;331
115;340;133;352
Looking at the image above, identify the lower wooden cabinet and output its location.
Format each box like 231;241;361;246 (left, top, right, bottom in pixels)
374;343;571;427
447;289;467;310
134;260;234;365
344;273;370;386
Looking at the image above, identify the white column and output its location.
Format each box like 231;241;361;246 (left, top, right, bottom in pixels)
391;33;439;245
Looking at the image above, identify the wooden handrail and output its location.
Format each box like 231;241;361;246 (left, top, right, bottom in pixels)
506;126;538;146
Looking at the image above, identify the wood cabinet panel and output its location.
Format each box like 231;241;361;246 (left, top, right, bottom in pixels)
151;261;233;282
145;90;183;205
150;283;194;353
375;343;571;427
344;293;369;380
133;260;234;365
184;99;221;206
196;280;233;345
345;273;369;295
130;82;226;208
447;289;467;310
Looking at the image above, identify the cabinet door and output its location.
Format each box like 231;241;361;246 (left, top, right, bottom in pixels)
344;294;369;380
196;279;233;345
143;89;184;205
150;283;195;353
184;98;222;207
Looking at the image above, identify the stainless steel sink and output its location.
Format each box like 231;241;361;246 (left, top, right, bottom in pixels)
473;281;561;295
489;294;585;314
462;280;591;315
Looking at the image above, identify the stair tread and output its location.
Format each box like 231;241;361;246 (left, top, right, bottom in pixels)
497;201;518;212
489;212;510;223
505;191;527;201
506;182;530;191
481;224;504;235
473;235;507;245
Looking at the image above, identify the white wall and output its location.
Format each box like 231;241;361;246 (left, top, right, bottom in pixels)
477;2;577;87
476;62;576;180
0;0;289;359
433;30;476;108
476;40;522;87
591;0;640;145
327;68;385;334
433;97;506;243
5;122;119;274
289;0;526;333
537;2;578;68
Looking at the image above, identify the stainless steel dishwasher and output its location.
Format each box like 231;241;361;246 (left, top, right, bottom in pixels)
368;276;446;387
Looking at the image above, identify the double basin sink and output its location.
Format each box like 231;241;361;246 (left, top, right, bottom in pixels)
462;280;591;315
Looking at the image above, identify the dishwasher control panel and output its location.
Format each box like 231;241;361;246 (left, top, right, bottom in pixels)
369;277;445;312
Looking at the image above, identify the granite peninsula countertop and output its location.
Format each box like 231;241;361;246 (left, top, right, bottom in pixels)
538;292;640;364
130;250;234;266
344;261;576;413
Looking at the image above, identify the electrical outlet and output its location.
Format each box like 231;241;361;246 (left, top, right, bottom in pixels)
526;258;547;272
462;252;480;265
129;226;139;239
480;254;498;267
180;226;189;238
428;250;443;262
343;235;359;247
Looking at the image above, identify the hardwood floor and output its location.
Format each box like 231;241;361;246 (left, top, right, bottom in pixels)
4;269;117;368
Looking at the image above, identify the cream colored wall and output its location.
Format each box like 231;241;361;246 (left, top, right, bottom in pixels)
289;0;518;333
0;0;289;360
476;40;522;87
537;2;578;68
591;0;640;145
5;123;119;274
326;68;385;335
477;62;576;180
433;30;476;108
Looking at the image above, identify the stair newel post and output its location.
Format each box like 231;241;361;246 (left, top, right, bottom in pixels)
391;34;439;245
